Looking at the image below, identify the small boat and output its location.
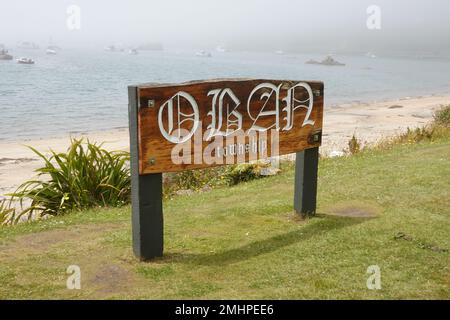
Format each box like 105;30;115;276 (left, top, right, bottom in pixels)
196;50;212;57
17;57;35;64
216;45;226;53
46;48;57;55
104;45;124;52
306;55;345;66
128;48;138;55
275;50;284;55
0;49;13;60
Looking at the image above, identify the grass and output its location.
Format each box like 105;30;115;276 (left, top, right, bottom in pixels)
0;133;449;299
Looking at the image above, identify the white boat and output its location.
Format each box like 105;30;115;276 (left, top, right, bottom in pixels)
196;50;212;57
216;45;226;53
128;48;138;55
104;45;124;52
17;57;35;64
46;49;57;55
275;50;284;55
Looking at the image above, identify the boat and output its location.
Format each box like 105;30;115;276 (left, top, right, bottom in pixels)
0;49;13;60
46;48;57;55
275;50;284;55
216;45;227;53
195;50;212;57
306;55;345;66
128;48;139;55
17;57;35;64
104;45;124;52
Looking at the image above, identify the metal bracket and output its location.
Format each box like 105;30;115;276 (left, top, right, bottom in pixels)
308;130;322;144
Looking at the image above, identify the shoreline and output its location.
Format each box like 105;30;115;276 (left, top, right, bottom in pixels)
1;92;449;197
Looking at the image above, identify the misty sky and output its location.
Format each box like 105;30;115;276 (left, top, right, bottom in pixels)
1;0;450;54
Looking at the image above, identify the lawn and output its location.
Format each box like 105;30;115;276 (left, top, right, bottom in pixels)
0;135;449;299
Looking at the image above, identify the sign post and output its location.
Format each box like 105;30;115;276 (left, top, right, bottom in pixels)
128;79;324;260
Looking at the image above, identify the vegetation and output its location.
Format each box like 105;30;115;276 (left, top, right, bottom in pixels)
374;105;450;150
0;200;15;225
8;139;130;223
0;129;449;299
434;104;450;125
222;162;271;186
348;134;362;154
164;162;272;197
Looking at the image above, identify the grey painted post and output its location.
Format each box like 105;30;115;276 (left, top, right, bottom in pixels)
128;86;164;260
294;147;319;216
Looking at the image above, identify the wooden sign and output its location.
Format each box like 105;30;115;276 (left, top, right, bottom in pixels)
128;79;324;261
135;79;323;174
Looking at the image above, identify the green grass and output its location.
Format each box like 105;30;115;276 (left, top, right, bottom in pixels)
0;135;449;299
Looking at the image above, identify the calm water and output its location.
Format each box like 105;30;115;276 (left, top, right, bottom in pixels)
1;49;450;141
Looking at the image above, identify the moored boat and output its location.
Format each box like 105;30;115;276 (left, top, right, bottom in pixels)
195;50;212;57
46;48;57;55
0;49;13;60
306;55;345;66
17;57;35;64
128;48;138;55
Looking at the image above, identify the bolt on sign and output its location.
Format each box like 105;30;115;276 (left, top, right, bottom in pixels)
128;79;324;261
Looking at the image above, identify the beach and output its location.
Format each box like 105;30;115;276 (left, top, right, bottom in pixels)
1;93;449;197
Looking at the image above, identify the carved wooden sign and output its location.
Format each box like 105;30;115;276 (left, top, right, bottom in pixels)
134;79;324;174
128;79;324;261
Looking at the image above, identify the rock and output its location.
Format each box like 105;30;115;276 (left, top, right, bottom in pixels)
175;189;194;196
329;150;345;158
201;185;212;193
260;167;281;176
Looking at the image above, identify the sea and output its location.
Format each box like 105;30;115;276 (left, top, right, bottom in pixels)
1;49;450;141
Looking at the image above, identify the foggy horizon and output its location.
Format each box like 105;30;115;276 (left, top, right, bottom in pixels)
1;0;450;56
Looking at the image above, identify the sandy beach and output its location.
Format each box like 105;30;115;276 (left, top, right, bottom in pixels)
1;93;449;197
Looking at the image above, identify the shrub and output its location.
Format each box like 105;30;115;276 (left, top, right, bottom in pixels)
164;162;276;196
375;123;450;150
222;163;269;186
434;105;450;126
163;166;227;197
9;139;130;222
348;134;361;154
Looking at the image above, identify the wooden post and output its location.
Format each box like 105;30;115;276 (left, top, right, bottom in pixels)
294;147;319;216
128;86;164;260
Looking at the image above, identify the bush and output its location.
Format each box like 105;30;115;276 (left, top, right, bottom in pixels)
434;105;450;126
348;134;361;154
164;162;276;196
222;163;269;186
9;139;130;222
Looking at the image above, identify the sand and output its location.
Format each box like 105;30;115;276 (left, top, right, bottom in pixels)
1;93;449;197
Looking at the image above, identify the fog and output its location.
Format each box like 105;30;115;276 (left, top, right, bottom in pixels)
1;0;450;55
